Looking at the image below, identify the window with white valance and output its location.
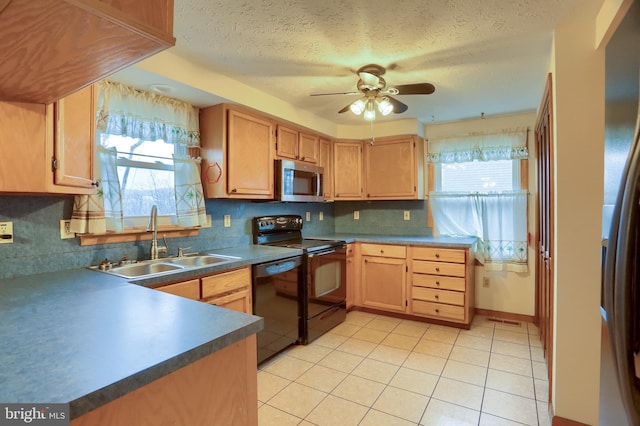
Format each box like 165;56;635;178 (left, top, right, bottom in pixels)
427;128;529;272
70;80;207;234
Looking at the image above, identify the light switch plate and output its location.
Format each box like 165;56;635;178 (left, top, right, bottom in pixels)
306;212;311;222
203;214;212;228
0;221;13;244
354;211;360;220
319;212;324;221
223;214;231;228
404;211;411;221
59;220;74;239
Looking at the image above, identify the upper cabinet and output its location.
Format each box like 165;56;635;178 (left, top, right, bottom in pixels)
199;104;275;199
333;140;364;200
276;125;319;163
0;0;175;103
0;85;97;194
364;135;424;200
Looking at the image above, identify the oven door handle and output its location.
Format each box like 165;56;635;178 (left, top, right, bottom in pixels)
308;249;336;258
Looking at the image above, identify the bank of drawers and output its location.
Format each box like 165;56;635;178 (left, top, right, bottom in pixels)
411;246;468;323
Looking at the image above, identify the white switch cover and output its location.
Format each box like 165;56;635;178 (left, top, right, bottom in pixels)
223;215;231;228
306;212;311;222
319;212;324;221
59;220;75;239
404;211;411;221
0;221;13;244
354;211;360;220
203;214;212;228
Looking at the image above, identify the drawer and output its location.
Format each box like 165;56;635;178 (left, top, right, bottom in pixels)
360;243;406;258
412;300;465;321
412;287;464;306
413;260;465;277
201;267;250;298
346;244;355;257
413;274;466;292
412;246;466;263
156;279;200;300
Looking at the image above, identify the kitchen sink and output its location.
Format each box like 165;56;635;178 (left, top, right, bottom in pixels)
168;254;241;267
106;262;185;278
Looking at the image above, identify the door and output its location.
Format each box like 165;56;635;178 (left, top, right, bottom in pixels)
535;73;554;399
364;136;417;199
361;255;407;312
333;140;363;199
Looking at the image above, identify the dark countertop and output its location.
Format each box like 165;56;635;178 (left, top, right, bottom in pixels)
0;244;301;419
308;233;478;249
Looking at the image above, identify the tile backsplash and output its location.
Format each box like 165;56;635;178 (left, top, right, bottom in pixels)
0;196;432;280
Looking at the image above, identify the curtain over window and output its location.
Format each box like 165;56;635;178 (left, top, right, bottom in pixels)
71;81;206;233
428;128;529;272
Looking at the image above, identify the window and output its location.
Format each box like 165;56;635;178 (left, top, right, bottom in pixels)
101;134;177;226
436;159;520;192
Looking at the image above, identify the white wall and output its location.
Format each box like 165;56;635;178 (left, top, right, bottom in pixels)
550;2;605;424
425;112;538;316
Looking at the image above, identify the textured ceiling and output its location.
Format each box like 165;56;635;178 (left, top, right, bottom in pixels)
128;0;587;124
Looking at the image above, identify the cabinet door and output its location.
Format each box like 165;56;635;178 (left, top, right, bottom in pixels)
319;137;333;200
365;136;417;199
333;140;363;199
298;132;319;163
276;125;298;160
54;85;96;189
156;279;200;300
361;256;406;312
206;289;252;314
227;110;274;197
345;243;355;309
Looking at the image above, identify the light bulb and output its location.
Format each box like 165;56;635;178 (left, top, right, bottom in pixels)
363;99;376;121
350;98;366;115
377;97;393;116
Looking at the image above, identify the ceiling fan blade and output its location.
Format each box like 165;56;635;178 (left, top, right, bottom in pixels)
338;103;352;113
310;91;360;96
388;83;435;95
387;96;408;114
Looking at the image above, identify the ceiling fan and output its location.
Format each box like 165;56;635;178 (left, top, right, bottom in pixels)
310;64;435;120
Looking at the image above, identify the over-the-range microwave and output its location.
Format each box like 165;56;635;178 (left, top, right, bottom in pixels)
275;159;324;202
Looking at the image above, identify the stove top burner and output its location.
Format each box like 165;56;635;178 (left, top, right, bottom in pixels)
253;215;344;253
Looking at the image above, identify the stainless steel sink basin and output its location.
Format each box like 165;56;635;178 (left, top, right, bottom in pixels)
106;262;184;278
168;254;241;267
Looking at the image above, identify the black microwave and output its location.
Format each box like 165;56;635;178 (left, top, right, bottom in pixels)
275;159;324;202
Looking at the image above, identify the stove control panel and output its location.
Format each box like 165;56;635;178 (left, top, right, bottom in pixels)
253;215;303;234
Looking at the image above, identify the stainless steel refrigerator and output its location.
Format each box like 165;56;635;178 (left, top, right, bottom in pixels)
601;2;640;424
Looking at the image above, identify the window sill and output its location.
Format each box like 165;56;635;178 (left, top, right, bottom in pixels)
78;226;200;246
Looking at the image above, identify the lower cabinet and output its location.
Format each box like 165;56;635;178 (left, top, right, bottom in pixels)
355;243;475;328
360;244;407;313
156;267;252;314
345;243;355;310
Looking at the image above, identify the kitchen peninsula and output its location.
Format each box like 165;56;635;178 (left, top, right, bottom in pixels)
0;244;300;425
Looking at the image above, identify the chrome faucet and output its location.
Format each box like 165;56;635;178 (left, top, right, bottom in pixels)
147;205;168;259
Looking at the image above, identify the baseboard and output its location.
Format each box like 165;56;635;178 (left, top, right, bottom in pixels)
549;401;590;426
475;308;535;324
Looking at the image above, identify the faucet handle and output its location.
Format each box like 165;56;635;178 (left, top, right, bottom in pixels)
177;247;192;257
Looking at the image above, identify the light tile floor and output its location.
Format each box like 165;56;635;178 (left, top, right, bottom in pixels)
258;311;550;426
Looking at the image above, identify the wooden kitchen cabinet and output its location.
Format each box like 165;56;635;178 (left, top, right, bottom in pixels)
276;125;319;163
0;85;97;194
345;243;355;309
200;104;275;199
333;139;364;199
154;266;253;314
319;137;333;200
364;135;424;199
409;246;475;327
360;243;407;313
0;0;175;104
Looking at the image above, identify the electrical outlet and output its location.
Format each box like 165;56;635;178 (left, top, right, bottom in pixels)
0;221;13;244
354;210;360;220
223;214;231;228
319;211;324;221
59;220;74;239
404;210;411;221
483;277;490;288
306;211;311;222
203;214;212;228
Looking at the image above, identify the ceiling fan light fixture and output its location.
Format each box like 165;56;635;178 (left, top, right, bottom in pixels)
350;98;366;115
363;99;376;121
377;97;393;116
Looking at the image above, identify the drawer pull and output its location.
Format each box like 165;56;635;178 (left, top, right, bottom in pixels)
435;253;440;258
436;281;440;286
380;249;384;254
435;267;440;272
434;294;439;299
435;308;440;313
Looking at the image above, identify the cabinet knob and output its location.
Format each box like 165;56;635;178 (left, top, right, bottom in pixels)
435;267;440;272
436;281;440;286
435;294;439;299
435;308;440;314
231;188;237;193
435;253;440;258
380;249;384;254
92;180;100;187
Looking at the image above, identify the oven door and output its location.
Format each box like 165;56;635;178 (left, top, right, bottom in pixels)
304;246;347;343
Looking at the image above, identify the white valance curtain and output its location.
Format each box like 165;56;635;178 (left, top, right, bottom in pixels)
426;128;528;163
70;81;206;233
428;128;529;272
